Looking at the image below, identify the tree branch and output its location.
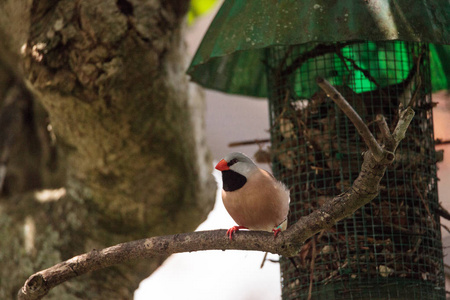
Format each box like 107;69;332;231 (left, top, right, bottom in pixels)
228;138;270;147
316;77;388;163
18;78;415;300
437;203;450;221
375;115;393;147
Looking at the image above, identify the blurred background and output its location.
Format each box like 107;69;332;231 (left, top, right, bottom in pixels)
135;3;450;299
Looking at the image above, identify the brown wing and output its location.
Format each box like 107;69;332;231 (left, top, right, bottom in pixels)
222;168;290;231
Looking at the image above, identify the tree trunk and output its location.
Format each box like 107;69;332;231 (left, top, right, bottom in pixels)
0;0;216;299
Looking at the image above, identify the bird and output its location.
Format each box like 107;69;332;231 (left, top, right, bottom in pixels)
215;152;290;240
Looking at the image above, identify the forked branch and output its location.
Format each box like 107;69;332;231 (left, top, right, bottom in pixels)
18;78;415;300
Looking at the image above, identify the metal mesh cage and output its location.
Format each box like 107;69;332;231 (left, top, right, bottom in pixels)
265;41;445;299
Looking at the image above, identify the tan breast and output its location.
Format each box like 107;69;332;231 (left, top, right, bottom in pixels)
222;168;290;232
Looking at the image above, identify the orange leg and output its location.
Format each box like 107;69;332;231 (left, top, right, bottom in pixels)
226;225;248;240
272;225;283;238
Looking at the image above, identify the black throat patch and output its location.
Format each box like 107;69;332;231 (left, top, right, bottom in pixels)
222;170;247;192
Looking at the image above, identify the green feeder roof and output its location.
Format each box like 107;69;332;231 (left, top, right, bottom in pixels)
187;0;450;97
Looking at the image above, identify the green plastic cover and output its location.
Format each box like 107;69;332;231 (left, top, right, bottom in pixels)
187;0;450;97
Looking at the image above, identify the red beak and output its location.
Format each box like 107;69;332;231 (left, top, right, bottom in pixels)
215;159;229;171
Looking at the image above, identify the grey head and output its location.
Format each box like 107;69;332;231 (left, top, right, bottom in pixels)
224;152;258;178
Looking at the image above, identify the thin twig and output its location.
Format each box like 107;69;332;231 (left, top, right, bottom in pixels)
407;237;422;256
316;77;385;162
437;203;450;221
306;230;324;300
375;115;393;148
440;223;450;235
323;260;349;285
281;42;357;76
406;79;421;109
435;139;450;146
406;49;424;108
307;236;317;300
392;107;415;150
260;252;268;269
229;138;270;147
335;51;380;88
412;177;437;229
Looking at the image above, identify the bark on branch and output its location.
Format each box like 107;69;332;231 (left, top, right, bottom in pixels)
18;78;415;300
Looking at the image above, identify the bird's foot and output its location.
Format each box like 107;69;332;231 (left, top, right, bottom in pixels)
226;225;248;240
272;225;283;238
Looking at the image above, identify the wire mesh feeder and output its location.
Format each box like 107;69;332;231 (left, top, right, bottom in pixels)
266;41;445;299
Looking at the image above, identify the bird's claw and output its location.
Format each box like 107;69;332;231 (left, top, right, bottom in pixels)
272;225;282;238
226;226;248;240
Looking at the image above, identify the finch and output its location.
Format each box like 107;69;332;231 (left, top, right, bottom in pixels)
215;152;290;240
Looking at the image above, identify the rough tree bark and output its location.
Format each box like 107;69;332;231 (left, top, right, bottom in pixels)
0;0;216;299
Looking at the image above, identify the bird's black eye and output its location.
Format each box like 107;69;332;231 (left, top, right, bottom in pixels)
228;158;238;167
